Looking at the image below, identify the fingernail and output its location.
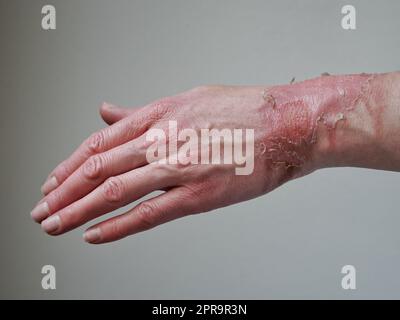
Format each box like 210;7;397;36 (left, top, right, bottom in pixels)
30;202;50;222
83;228;101;243
41;176;58;195
41;215;61;234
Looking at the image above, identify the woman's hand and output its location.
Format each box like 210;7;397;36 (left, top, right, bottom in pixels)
31;72;400;244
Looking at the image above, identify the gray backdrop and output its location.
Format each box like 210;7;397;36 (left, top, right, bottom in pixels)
1;0;400;299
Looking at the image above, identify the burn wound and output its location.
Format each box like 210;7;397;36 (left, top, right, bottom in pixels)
261;73;375;169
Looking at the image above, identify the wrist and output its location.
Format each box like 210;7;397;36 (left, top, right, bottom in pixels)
262;73;383;175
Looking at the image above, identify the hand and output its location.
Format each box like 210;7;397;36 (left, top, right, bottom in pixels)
31;84;319;244
31;73;400;244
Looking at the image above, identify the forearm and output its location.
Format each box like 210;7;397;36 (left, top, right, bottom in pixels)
263;72;400;175
315;72;400;171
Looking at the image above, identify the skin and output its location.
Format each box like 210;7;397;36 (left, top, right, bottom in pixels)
31;72;400;244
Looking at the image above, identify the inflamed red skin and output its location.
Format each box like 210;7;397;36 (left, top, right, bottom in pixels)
260;74;373;178
31;72;400;244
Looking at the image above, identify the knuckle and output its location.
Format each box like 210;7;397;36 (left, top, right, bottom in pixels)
61;205;77;228
82;155;103;180
152;102;168;118
102;177;125;203
48;188;65;211
135;202;157;230
150;98;176;119
109;219;126;239
87;131;105;154
54;161;69;181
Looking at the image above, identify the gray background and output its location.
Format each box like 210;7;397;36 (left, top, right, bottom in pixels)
1;0;400;299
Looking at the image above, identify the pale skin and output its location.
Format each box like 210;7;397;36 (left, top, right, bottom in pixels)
31;72;400;244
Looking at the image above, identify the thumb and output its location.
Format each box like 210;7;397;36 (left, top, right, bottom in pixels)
99;102;135;125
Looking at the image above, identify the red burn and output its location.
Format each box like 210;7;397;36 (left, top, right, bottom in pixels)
262;73;375;168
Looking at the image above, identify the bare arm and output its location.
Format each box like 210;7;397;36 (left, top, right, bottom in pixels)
31;72;400;244
311;72;400;171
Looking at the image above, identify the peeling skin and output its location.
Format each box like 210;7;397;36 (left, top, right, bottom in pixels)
262;91;276;109
318;112;345;130
258;142;267;155
261;73;378;174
